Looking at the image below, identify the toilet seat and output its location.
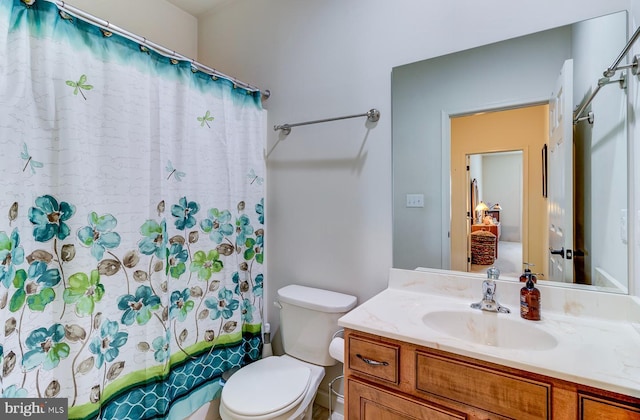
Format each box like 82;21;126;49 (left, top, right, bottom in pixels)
221;356;314;419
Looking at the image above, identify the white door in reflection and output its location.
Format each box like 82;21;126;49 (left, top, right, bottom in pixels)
548;59;574;283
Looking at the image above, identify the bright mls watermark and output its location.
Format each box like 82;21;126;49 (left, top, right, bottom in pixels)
0;398;67;419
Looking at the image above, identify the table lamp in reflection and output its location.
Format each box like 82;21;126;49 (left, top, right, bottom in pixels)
475;201;489;224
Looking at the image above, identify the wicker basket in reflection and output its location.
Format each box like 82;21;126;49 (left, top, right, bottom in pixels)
471;230;496;265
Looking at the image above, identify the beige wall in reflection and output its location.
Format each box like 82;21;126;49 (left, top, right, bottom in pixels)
451;104;549;277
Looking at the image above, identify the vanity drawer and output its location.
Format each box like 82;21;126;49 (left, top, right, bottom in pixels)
347;334;400;385
416;351;551;419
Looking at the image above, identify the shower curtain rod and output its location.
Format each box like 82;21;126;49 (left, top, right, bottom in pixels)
45;0;269;98
273;108;380;135
574;25;640;124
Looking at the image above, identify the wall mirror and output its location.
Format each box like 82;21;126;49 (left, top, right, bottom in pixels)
392;11;630;293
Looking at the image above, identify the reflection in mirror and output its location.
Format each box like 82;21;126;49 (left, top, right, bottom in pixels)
466;150;524;279
451;106;546;280
392;11;629;293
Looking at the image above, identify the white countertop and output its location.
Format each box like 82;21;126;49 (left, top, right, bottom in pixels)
338;268;640;398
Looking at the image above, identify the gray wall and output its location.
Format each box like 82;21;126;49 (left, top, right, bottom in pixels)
483;153;523;242
572;13;628;285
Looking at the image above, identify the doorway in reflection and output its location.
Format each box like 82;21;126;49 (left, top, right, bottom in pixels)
450;105;548;278
467;151;523;278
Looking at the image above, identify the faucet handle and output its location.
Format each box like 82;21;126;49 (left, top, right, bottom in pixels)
471;270;510;314
482;279;496;298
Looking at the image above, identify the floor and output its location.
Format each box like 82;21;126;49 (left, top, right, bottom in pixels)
470;240;522;279
312;403;330;420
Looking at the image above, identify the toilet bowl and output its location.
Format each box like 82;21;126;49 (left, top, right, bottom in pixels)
219;355;324;420
219;285;357;420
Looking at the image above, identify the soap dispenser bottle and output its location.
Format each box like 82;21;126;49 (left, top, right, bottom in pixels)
519;262;537;283
520;270;541;321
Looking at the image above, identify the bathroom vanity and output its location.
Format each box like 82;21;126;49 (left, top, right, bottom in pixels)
344;330;639;419
338;268;640;419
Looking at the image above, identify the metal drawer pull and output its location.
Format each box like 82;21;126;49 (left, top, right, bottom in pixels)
356;353;389;366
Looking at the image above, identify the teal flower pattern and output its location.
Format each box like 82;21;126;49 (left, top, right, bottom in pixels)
10;261;61;312
89;320;128;369
256;198;264;224
171;197;199;231
63;269;104;316
2;385;29;398
0;228;24;288
253;273;263;297
200;208;233;243
27;260;61;287
0;195;264;416
241;298;253;323
118;285;161;326
28;195;76;242
0;190;264;413
235;214;254;246
22;324;70;371
167;242;188;279
169;288;194;322
138;219;167;259
231;272;247;295
77;212;121;260
152;330;171;363
205;288;239;320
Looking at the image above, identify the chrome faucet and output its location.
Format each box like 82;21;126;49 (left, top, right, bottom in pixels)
470;267;510;313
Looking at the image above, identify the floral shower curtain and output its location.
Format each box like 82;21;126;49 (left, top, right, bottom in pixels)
0;1;266;419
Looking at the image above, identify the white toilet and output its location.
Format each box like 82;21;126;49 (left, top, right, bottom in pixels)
219;285;357;420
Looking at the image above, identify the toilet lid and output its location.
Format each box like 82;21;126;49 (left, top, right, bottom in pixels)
222;357;311;417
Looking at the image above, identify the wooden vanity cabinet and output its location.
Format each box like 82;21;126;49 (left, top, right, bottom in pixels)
344;329;640;419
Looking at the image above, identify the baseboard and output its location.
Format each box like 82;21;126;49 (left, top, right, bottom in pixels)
315;387;330;409
315;380;344;416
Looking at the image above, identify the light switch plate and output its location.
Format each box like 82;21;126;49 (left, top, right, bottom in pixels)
406;194;424;208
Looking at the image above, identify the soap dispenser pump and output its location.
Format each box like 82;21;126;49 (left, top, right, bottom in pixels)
520;268;541;321
519;262;537;283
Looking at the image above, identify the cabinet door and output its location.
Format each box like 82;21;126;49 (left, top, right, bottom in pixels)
347;378;466;420
579;393;640;419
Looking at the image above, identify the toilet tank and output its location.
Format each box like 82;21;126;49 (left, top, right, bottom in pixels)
276;285;357;366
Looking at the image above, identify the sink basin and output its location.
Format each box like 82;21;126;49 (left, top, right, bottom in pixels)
422;310;557;350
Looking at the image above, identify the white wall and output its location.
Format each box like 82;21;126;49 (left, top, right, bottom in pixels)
195;0;639;332
483;153;523;242
57;0;198;58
